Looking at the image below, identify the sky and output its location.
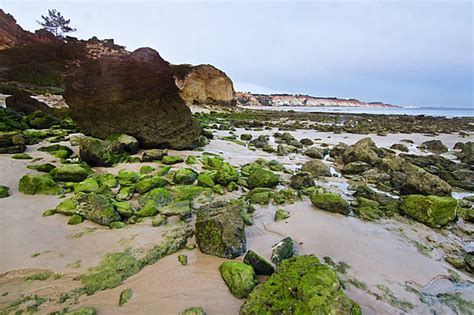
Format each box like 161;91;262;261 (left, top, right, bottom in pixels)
1;0;473;108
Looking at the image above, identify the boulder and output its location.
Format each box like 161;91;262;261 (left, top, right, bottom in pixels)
172;64;235;107
219;261;257;299
289;172;315;189
5;91;51;115
64;48;200;149
247;168;279;188
301;159;331;177
240;255;361;315
79;137;117;167
305;147;324;159
342;138;382;165
107;134;139;154
0;131;26;153
19;174;61;195
400;164;452;196
51;164;90;182
195;201;246;259
400;195;457;227
271;237;295;265
420;140;448;154
311;192;350;215
342;161;371;174
243;250;275;276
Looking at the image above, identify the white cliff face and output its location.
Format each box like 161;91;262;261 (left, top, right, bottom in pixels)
236;92;400;108
174;64;235;106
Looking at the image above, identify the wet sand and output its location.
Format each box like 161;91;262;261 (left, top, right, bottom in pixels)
1;128;473;314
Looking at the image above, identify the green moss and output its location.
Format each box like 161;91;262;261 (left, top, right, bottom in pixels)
162;155;184;165
241;255;361;314
311;192;350;215
220;261;257;299
93;173;118;188
273;188;298;205
74;178;100;194
197;172;215;187
355;206;384;221
113;201;135;217
42;208;56;216
186;155;198;165
0;185;9;198
178;254;188;266
151;215;167;227
275;209;290;221
68;214;84;225
247;188;272;204
247;167;279;188
174;168;198;185
118;288;132;307
38;144;73;159
11;153;32;159
139;165;155;174
136;200;158;217
27;163;56;173
400;195;458;227
51;164;90;182
24;271;54;281
19;173;62;195
135;176;168;194
215;162;239;185
116;186;135;201
179;307;206;315
110;221;126;229
63;306;97;315
171;185;212;202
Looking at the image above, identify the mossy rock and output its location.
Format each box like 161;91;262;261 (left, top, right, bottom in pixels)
178;254;188;266
355;206;384;221
27;163;56;173
240;255;362;315
113;201;135;217
247;188;272;205
119;288;133;306
215;162;239;185
79;137;119;167
273;188;298;205
51;164;90;182
74;178;100;194
171;185;213;203
197;172;215;188
301;159;331;177
110;221;127;229
220;261;257;299
400;195;458;227
38;144;73;159
26;111;60;129
186;155;198;165
141;149;168;162
11;153;32;159
64;307;97;315
195;202;246;259
162;155;184;165
180;307;206;315
174;168;198;185
139;187;173;208
116;169;141;185
289;172;315;189
93;173;118;188
244;250;275;276
271;237;295;265
135;176;168;194
107;134;139;154
19;173;62;195
151;214;167;227
159;201;191;219
42;209;56;216
68;214;84;225
0;185;9;198
275;209;290;221
311;192;350;215
247;167;279;188
116;186;135;201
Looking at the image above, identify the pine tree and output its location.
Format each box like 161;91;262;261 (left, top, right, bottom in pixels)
37;9;76;38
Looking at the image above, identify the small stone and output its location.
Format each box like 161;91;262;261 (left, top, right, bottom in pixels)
119;288;133;306
110;221;126;229
0;185;9;198
178;254;188;266
243;250;275;275
275;209;290;221
68;214;84;225
162;155;184;165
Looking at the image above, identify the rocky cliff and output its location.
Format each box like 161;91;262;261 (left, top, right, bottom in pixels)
172;64;235;106
236;92;401;108
0;9;52;50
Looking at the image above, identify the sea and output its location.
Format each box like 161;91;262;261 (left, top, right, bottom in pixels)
245;106;474;118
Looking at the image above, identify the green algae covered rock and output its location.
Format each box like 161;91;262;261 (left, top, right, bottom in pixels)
19;173;62;195
0;185;9;198
43;208;57;217
195;202;246;259
178;254;188;266
38;144;73;159
58;192;121;226
247;188;272;204
174;168;198;185
107;134;139;154
110;221;126;229
113;201;135;217
311;192;350;215
301;159;331;177
240;255;362;315
135;176;167;194
80;137;118;167
271;237;295;265
275;209;290;221
74;178;100;193
180;307;206;315
215;162;239;185
400;195;458;227
162;155;184;165
220;261;257;299
140;165;155;174
159;201;191;219
247;167;279;188
51;164;90;182
27;163;56;173
116;186;134;201
139;187;173;207
119;288;133;306
244;250;275;276
68;214;84;225
171;185;213;203
289;171;315;189
11;153;32;159
197;172;215;187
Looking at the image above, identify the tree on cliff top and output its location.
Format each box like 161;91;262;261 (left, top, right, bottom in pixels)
37;9;76;38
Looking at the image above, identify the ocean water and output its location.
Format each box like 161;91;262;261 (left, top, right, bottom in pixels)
245;106;474;117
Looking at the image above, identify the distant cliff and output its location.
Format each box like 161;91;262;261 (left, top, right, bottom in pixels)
172;64;235;106
236;92;401;108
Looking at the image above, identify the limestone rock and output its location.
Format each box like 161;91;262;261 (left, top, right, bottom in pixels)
172;64;235;107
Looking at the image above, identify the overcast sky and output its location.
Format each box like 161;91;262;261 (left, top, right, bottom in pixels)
2;0;473;108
